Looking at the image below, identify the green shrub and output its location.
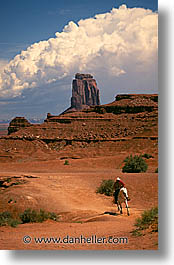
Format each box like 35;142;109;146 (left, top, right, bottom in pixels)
20;208;37;223
20;208;59;224
135;207;158;229
0;211;12;226
0;209;59;227
48;212;59;221
35;209;49;223
64;160;69;165
96;179;114;196
132;207;158;236
0;211;21;227
122;154;148;173
8;219;21;228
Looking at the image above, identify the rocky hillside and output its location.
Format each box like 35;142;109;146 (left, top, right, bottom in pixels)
1;93;158;162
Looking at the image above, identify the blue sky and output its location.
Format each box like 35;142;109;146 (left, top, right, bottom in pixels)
0;0;157;60
0;0;158;119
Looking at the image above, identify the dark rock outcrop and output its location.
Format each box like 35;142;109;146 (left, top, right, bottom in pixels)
115;94;158;104
92;94;158;114
8;117;31;135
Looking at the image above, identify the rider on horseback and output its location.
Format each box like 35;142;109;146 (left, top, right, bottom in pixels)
113;177;130;204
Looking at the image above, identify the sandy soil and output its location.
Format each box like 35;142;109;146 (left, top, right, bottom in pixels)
0;156;158;250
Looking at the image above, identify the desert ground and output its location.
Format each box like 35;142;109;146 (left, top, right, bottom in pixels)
0;155;158;250
0;94;158;250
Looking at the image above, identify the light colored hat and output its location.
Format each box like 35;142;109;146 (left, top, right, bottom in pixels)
117;177;120;181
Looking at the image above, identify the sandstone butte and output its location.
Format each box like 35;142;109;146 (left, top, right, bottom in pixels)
63;73;100;113
0;73;158;162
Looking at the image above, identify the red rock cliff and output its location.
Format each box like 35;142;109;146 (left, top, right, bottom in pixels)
70;73;100;110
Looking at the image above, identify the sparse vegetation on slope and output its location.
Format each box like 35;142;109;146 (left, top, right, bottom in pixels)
0;209;59;228
131;207;158;236
20;208;59;223
122;154;148;173
0;211;21;228
96;179;114;196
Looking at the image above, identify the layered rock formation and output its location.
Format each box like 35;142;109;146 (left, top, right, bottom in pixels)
2;93;158;162
65;73;100;113
92;94;158;114
8;117;31;135
3;72;158;162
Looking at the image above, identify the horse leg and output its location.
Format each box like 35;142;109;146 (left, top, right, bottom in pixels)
117;203;122;214
119;203;123;214
125;199;130;216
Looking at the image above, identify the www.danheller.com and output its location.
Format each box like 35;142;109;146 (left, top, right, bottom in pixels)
23;235;128;245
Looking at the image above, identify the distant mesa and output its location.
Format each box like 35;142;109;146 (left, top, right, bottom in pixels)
63;73;100;114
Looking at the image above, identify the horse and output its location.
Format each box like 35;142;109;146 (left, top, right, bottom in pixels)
117;187;130;216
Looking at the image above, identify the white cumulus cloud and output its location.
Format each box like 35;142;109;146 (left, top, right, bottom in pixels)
0;5;158;99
